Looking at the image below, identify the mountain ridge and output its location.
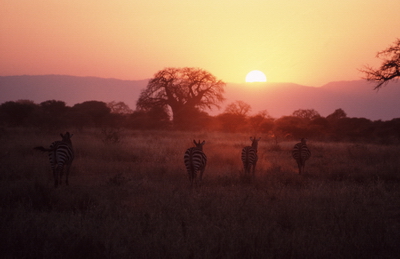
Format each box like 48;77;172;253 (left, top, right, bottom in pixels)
1;75;399;120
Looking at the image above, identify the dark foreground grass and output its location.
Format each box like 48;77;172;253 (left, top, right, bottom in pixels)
1;128;400;258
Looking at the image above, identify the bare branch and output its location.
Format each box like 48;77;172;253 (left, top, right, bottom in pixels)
361;38;400;90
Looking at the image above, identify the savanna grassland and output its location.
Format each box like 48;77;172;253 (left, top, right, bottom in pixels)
1;128;400;258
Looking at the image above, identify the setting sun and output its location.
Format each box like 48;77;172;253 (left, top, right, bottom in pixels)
245;70;267;83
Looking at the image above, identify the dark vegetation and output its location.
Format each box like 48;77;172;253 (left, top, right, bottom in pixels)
1;99;400;144
1;128;400;258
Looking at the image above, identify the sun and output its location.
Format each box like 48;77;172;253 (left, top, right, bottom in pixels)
245;70;267;83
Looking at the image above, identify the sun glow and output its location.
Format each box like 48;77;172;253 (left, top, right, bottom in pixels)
245;70;267;83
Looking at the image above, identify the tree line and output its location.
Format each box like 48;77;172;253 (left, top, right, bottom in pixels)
1;99;399;144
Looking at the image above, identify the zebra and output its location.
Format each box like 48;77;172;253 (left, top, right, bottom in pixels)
292;138;311;175
241;137;261;175
184;140;207;187
34;132;74;187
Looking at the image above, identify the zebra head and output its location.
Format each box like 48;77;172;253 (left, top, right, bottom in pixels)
250;137;261;149
300;138;307;144
60;132;73;144
193;140;206;150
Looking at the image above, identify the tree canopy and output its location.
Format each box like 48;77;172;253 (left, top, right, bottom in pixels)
224;100;251;116
292;109;320;120
361;38;400;90
1;99;400;143
136;67;225;127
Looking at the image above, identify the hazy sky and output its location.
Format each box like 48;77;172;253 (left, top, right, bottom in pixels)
1;0;399;86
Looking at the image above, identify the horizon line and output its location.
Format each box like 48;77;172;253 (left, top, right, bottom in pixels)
0;73;369;87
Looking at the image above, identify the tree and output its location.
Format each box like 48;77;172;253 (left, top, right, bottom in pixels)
217;101;251;132
0;100;38;126
71;101;111;127
217;113;247;132
333;117;374;141
360;38;400;90
274;116;308;139
127;106;170;130
136;67;225;127
248;110;273;133
326;108;347;121
39;100;69;129
292;109;320;120
107;101;133;114
224;100;251;116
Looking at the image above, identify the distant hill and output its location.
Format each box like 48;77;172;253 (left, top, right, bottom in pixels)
0;75;147;110
1;75;400;120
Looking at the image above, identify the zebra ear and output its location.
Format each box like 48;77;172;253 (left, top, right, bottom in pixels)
250;137;253;141
201;140;206;145
257;137;261;141
193;140;197;145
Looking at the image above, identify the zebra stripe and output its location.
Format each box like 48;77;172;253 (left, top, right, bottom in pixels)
35;132;74;187
241;137;261;175
184;140;207;187
292;138;311;175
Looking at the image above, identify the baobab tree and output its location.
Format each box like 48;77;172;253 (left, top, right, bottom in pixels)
137;67;225;128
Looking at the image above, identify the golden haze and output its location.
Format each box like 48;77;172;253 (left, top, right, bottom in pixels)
0;1;399;86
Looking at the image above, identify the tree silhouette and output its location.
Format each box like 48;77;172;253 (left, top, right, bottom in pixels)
0;100;37;126
71;101;111;127
326;108;347;121
249;110;273;133
292;109;320;120
361;38;400;90
224;100;251;116
39;100;69;129
136;67;225;127
274;116;308;139
107;101;133;114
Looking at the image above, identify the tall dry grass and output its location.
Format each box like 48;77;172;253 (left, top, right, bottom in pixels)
1;127;400;258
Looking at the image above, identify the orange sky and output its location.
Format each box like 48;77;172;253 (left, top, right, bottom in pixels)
1;0;399;86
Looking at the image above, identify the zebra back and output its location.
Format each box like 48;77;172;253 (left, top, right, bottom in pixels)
292;138;311;161
241;146;258;165
184;140;207;186
50;139;74;168
184;140;207;172
35;132;74;187
241;137;261;174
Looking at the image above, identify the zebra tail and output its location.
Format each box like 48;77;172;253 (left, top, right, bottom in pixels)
33;146;53;152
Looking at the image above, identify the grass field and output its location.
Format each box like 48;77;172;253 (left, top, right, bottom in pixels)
1;128;400;258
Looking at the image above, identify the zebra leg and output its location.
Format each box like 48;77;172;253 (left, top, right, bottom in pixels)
193;173;198;187
297;160;302;175
252;161;257;176
65;163;71;186
199;169;205;185
56;164;64;186
244;163;250;174
53;169;58;187
189;171;195;187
